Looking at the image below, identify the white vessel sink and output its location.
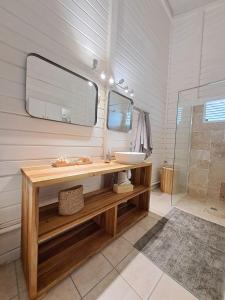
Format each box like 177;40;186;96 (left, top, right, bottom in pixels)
115;152;146;164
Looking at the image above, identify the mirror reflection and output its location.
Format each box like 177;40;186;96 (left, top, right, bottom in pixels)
26;54;98;126
107;91;133;132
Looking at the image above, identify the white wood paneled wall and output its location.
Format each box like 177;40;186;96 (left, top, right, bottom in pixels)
0;0;171;264
108;0;171;184
165;11;203;164
0;0;109;264
165;0;225;165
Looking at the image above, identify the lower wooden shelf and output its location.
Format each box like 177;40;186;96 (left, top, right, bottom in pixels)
39;185;149;243
37;202;148;296
117;202;148;235
37;219;112;296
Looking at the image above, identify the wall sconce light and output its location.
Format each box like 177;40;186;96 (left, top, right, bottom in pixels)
92;58;98;70
116;79;124;86
91;59;110;82
130;90;134;97
100;71;106;80
115;79;134;97
91;61;134;96
109;77;114;85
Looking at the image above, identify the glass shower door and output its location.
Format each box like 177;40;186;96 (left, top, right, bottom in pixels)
172;80;225;206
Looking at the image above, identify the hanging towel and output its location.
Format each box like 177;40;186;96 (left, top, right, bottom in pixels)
133;110;153;158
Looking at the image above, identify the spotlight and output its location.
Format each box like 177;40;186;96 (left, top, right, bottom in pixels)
88;81;93;87
92;59;98;70
116;79;124;85
124;87;129;93
100;72;106;80
109;77;114;85
130;90;134;97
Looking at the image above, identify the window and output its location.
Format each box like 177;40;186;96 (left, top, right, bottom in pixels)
204;99;225;122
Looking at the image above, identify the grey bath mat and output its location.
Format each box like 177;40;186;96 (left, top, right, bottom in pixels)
134;208;225;300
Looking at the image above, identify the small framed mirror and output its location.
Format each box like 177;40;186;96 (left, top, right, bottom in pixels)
107;91;133;132
26;54;98;126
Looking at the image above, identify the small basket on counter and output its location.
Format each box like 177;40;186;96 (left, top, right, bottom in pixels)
58;185;84;216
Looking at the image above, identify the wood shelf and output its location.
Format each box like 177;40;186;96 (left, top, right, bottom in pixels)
39;185;149;243
21;160;152;299
38;221;112;296
117;201;148;235
117;202;137;217
117;209;148;235
37;204;147;296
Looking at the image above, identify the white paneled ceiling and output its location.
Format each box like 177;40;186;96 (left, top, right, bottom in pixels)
167;0;217;15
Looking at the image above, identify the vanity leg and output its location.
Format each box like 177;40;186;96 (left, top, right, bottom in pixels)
139;166;151;211
105;207;117;236
130;168;141;207
21;176;28;281
27;183;39;299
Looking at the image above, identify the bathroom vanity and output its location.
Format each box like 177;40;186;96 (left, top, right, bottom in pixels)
21;160;152;299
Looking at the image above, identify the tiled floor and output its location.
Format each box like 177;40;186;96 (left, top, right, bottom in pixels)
0;204;198;300
150;188;225;227
4;188;225;300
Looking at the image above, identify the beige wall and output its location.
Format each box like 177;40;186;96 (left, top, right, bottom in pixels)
189;105;225;200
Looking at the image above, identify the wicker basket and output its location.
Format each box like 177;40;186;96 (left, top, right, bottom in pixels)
58;185;84;216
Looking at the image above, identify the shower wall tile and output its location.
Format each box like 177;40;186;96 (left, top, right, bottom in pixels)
192;109;205;132
189;167;209;187
220;183;225;201
188;186;208;198
189;104;225;201
210;130;225;144
191;132;211;150
190;150;210;166
211;143;225;160
208;187;220;201
188;166;209;198
208;161;225;188
193;106;203;114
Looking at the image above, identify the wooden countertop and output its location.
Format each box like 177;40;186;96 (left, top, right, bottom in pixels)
21;160;152;187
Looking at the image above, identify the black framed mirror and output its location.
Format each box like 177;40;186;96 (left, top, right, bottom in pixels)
26;53;98;126
107;90;133;132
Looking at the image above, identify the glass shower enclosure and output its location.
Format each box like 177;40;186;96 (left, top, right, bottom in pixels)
172;79;225;206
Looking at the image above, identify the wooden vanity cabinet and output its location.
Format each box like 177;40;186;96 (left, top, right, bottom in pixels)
21;161;152;299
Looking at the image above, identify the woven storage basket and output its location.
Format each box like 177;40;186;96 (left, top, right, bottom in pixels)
58;185;84;216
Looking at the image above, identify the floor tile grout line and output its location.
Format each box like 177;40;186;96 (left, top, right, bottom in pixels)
70;275;83;299
80;245;139;299
77;267;114;299
122;234;134;244
100;243;143;298
109;245;150;300
101;237;134;269
101;251;116;269
112;246;136;268
147;271;164;299
113;268;143;300
122;225;150;245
